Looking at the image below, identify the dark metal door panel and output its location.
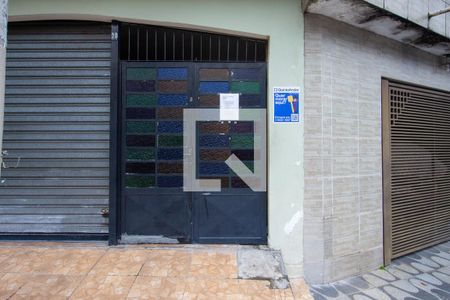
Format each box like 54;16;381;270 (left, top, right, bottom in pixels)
193;192;267;244
120;62;193;241
192;63;267;244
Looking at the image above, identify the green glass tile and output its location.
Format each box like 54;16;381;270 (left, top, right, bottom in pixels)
126;121;155;134
230;161;254;174
126;94;157;107
126;175;155;188
231;135;254;149
127;68;156;80
159;135;183;147
230;81;260;94
127;148;155;160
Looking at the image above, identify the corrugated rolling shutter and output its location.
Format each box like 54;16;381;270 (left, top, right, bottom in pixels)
383;79;450;263
0;21;111;235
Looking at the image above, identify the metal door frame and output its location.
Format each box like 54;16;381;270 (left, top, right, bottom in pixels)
110;59;268;244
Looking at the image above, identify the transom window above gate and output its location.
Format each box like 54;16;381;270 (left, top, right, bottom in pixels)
119;23;267;62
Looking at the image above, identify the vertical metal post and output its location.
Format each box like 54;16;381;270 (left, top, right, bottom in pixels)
109;21;120;245
0;0;8;178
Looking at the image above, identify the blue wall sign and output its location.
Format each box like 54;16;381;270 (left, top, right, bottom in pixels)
273;87;300;123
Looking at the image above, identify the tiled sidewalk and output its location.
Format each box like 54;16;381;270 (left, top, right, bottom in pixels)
0;242;312;300
310;241;450;300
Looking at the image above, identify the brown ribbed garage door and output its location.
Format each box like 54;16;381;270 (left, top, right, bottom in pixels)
382;79;450;264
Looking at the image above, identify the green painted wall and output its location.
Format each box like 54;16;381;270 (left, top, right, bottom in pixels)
9;0;305;277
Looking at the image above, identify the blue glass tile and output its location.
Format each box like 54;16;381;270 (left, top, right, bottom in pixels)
158;95;188;106
126;80;155;92
199;162;229;175
199;82;229;93
199;135;229;147
232;69;260;80
126;108;155;119
157;68;188;80
158;148;183;160
239;94;262;107
158;121;183;133
157;176;183;187
126;135;155;147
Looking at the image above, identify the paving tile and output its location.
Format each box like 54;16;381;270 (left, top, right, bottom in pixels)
369;270;396;282
0;273;30;300
339;276;372;290
359;287;392;300
429;255;450;267
385;266;414;280
183;278;240;300
0;248;47;273
11;274;83;300
237;279;277;300
188;251;237;279
89;249;150;276
408;277;450;300
33;248;105;275
437;266;450;275
380;285;417;299
127;276;184;299
290;278;314;300
361;274;388;288
332;282;359;295
70;274;135;299
139;250;190;277
432;271;450;284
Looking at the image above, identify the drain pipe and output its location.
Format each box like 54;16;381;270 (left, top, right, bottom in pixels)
0;0;7;178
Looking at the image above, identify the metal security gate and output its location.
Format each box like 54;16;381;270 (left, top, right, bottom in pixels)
120;62;267;243
382;79;450;264
0;21;111;236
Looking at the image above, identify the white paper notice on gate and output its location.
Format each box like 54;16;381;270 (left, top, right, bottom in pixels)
220;93;239;121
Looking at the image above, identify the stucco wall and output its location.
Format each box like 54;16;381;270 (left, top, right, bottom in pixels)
8;0;305;277
304;14;450;284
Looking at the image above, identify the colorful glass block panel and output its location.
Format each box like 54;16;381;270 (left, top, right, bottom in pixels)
159;135;183;147
127;148;155;160
231;122;254;133
157;108;183;119
126;108;155;119
127;68;156;81
126;94;157;107
126;175;155;188
231;176;250;188
199;149;230;161
198;95;219;107
231;135;253;149
199;69;229;81
126;162;155;174
157;162;183;174
126;80;156;92
126;121;155;134
158;95;188;106
231;69;260;80
231;149;254;161
199;82;229;93
230;81;259;94
157;176;183;187
157;68;188;80
158;148;183;160
158;121;183;133
159;81;188;92
199;122;229;134
239;94;261;107
199;135;229;147
199;162;229;175
126;135;155;147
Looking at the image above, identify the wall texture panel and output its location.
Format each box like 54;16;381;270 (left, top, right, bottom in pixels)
0;21;111;235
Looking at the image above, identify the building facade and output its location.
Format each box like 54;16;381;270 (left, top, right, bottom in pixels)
0;0;449;284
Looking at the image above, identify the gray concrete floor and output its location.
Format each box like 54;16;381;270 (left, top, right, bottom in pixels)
310;241;450;300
